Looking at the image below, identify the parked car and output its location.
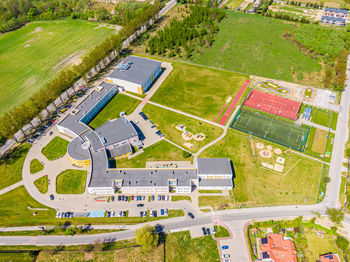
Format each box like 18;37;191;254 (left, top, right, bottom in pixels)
122;211;126;217
188;212;194;219
143;211;147;217
222;254;230;258
49;194;54;200
118;211;122;217
140;212;143;217
111;211;115;217
121;195;125;201
125;196;128;201
165;209;168;215
153;211;157;217
138;195;141;201
162;195;165;201
160;209;164;216
106;211;111;218
158;195;161;201
141;196;145;201
137;204;144;207
223;259;231;262
165;195;169;201
118;195;121;201
221;245;229;250
151;195;155;201
212;226;216;234
206;228;210;235
111;196;115;202
202;227;207;235
131;195;134;201
150;211;153;217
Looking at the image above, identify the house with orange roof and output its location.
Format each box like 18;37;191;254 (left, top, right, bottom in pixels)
319;253;340;262
258;233;297;262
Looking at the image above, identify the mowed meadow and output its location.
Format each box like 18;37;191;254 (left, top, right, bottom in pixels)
0;19;116;115
191;11;323;86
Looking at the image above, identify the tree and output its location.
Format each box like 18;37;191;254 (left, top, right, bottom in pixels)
326;208;344;223
336;236;349;251
324;176;331;183
135;225;159;251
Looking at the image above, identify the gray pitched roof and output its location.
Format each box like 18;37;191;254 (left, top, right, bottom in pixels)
108;56;161;85
197;158;232;175
110;143;132;157
94;118;138;149
199;178;233;187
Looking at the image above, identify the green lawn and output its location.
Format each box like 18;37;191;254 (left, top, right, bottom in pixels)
143;104;223;152
89;94;141;129
0;143;30;190
340;176;347;208
304;232;340;262
56;169;87;194
0;20;115;116
200;129;323;207
30;158;44;174
34;176;48;194
198;190;222;193
199;193;235;210
214;225;230;238
41;136;69;161
165;231;220;262
191;12;322;86
151;61;247;121
116;140;192;168
171;196;191;202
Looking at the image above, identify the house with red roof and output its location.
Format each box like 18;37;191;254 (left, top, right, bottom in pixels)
258;233;297;262
319;253;340;262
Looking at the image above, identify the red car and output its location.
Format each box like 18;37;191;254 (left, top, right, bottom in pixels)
131;195;134;201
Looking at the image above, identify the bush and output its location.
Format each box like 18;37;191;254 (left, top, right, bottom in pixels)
182;151;192;158
336;236;349;251
326;208;344;223
324;176;331;183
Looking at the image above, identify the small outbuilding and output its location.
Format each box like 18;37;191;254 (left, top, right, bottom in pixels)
106;56;161;94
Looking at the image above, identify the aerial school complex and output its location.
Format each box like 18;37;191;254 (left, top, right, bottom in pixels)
57;56;234;195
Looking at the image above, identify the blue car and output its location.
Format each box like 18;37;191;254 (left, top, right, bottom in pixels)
221;245;228;250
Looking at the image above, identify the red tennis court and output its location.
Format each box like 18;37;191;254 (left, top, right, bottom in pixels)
244;90;301;120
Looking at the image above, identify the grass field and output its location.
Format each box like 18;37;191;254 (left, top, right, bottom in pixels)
311;129;328;154
199;129;323;207
225;0;245;9
0;20;115;116
151;61;247;121
34;176;48;194
89;94;141;129
116;140;192;168
171;196;191;202
214;225;230;238
56;170;87;194
0;143;30;190
198;190;222;193
165;231;220;262
191;12;322;86
143;104;223;152
198;192;235;211
340;176;347;208
30;158;44;174
304;232;340;261
42;136;69;161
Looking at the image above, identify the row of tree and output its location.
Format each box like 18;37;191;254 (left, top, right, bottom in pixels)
264;11;312;24
0;1;163;140
0;0;156;33
324;49;348;91
146;5;225;58
286;0;324;9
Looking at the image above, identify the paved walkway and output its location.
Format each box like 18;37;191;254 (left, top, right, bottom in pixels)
296;118;335;133
0;180;24;196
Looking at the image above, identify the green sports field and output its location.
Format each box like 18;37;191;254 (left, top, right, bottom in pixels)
0;19;115;115
191;11;322;86
231;108;309;151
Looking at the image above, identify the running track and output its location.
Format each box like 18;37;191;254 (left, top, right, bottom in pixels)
218;79;251;125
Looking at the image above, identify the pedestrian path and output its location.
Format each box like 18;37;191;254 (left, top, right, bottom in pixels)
0;180;24;196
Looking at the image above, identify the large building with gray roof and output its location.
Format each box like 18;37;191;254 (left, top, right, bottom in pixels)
106;56;162;94
57;58;233;195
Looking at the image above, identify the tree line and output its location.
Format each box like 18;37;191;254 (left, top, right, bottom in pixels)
286;0;324;9
0;0;159;33
264;11;312;24
0;1;163;141
146;5;225;58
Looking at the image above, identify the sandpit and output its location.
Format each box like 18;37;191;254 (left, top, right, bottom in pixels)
266;145;272;150
274;148;282;155
259;150;272;158
256;143;264;149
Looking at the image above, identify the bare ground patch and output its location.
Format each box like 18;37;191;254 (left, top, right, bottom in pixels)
53;50;85;72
